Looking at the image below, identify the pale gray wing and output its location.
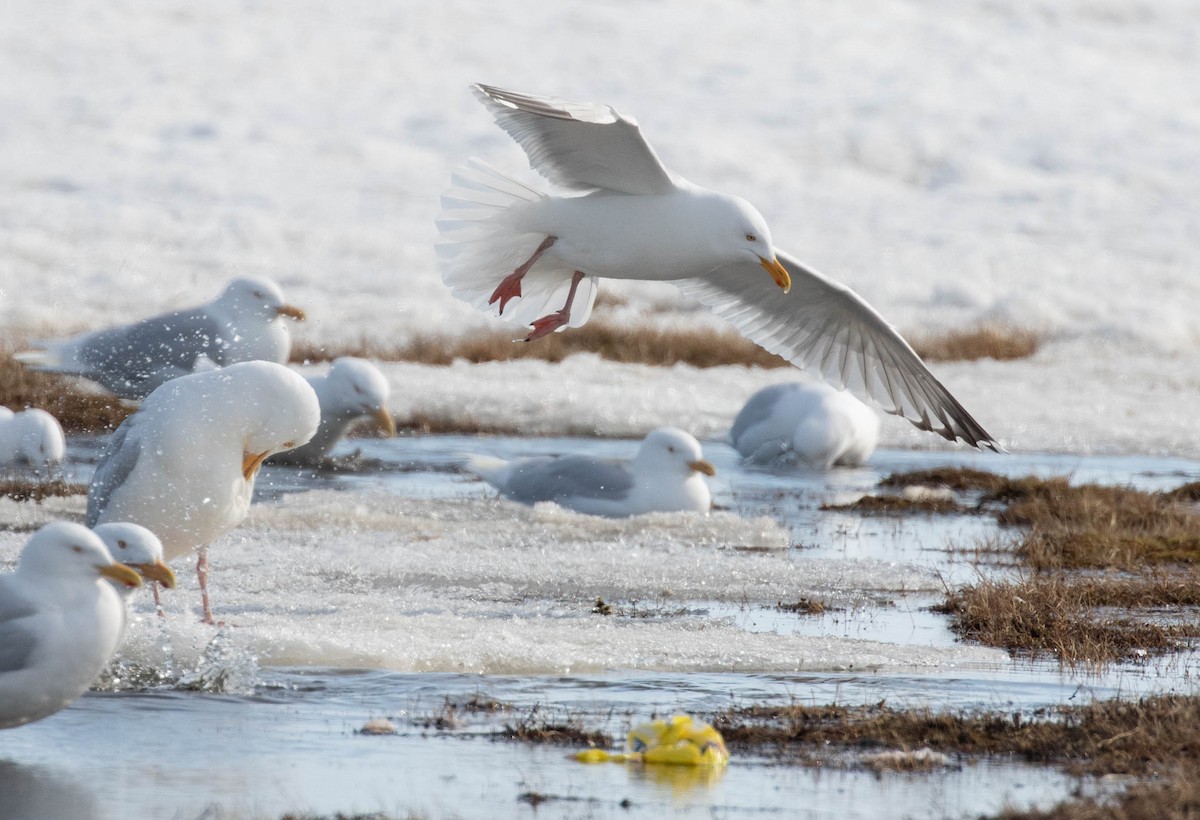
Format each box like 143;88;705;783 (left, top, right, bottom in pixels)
75;308;228;399
729;383;792;445
0;580;40;673
474;84;676;196
86;417;142;526
502;455;635;503
678;251;1000;451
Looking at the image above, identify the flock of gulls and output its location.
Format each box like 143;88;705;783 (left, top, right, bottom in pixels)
0;84;997;732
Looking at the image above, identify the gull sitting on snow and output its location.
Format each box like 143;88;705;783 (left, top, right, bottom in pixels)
85;361;320;624
437;84;998;452
0;408;66;472
269;357;395;466
17;276;306;400
93;522;177;628
730;382;880;469
0;521;142;729
464;427;715;517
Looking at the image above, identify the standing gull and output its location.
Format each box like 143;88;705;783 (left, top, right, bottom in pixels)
16;276;306;400
0;522;142;729
731;381;879;469
269;357;395;466
86;361;320;624
464;427;715;517
437;84;999;451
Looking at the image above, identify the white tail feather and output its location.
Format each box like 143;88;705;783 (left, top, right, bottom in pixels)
437;159;598;331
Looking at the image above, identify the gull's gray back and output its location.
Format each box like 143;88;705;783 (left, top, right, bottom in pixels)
85;417;142;526
502;455;634;503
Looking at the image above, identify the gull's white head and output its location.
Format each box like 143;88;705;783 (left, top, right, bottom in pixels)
148;361;321;481
12;409;66;468
634;427;717;479
714;194;791;293
92;522;177;590
15;521;143;590
322;358;395;435
216;277;307;322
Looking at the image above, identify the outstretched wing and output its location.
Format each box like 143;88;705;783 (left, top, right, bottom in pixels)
473;84;676;196
678;251;1000;451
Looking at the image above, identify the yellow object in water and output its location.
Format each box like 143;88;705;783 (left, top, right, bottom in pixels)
572;715;729;768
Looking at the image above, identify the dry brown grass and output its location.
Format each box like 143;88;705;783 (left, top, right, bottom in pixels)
935;575;1200;664
822;494;966;515
908;323;1044;363
0;478;87;502
994;768;1200;820
494;707;612;748
0;346;132;434
776;598;828;615
714;694;1200;777
292;320;788;369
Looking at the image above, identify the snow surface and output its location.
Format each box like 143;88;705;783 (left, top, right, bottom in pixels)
0;492;1006;675
3;0;1199;457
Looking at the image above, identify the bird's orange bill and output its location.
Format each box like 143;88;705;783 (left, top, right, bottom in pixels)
758;255;791;293
242;450;272;481
275;304;307;320
133;560;177;589
688;459;717;476
373;407;396;437
98;562;144;589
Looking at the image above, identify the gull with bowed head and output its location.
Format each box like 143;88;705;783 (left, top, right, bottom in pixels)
269;357;395;466
731;381;880;469
437;84;999;452
0;408;66;471
0;521;142;729
464;427;715;517
85;361;320;624
16;276;306;400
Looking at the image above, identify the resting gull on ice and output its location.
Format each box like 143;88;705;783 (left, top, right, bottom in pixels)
731;381;879;469
0;522;142;729
93;522;177;626
17;276;306;400
437;84;999;452
464;427;714;516
0;408;66;471
86;361;320;623
269;357;395;466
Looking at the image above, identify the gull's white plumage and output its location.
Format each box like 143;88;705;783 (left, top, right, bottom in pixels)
731;382;880;469
437;84;998;451
85;361;320;623
464;427;715;517
0;522;142;729
0;408;66;470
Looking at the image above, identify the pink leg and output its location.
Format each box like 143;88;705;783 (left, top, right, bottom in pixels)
524;271;586;342
153;582;166;619
197;546;217;625
489;236;557;313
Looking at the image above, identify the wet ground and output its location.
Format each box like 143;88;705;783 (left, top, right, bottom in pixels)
2;435;1198;819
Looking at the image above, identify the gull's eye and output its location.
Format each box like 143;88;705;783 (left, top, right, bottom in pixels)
118;540;128;550
282;441;296;449
667;446;676;453
745;233;757;242
353;384;364;395
71;545;83;553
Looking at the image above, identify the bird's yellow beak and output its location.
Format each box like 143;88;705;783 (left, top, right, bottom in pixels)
98;563;144;589
759;255;791;293
688;459;717;476
242;449;271;481
132;561;177;589
372;407;396;437
275;304;307;321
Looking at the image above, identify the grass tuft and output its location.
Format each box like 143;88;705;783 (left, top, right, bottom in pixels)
0;347;132;434
908;323;1043;363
